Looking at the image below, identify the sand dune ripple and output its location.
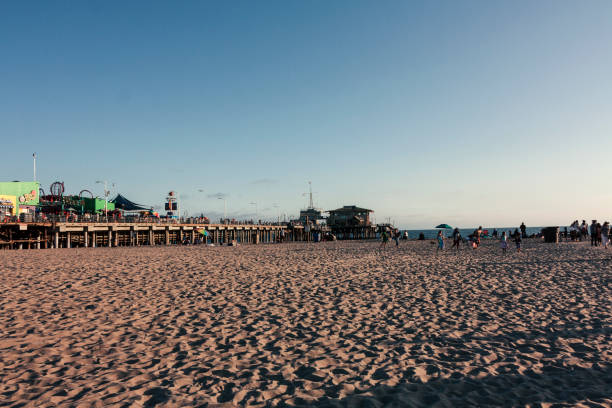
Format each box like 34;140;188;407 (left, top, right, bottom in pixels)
1;240;610;407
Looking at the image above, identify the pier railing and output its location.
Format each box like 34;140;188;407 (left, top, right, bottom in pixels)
1;214;285;226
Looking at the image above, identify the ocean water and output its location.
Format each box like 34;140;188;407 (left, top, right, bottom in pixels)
403;227;560;240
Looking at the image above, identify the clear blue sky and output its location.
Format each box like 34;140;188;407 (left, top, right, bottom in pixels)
2;1;611;228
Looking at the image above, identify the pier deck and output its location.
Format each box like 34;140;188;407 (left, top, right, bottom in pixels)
0;222;288;249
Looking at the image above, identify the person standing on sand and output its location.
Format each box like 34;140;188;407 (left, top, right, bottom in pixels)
581;220;589;241
452;228;461;250
590;220;598;246
437;230;445;252
601;222;610;249
520;222;527;238
380;230;389;249
596;222;602;246
500;231;508;253
514;230;522;252
393;230;400;247
473;226;482;248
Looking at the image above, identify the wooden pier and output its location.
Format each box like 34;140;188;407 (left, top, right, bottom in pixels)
0;222;290;250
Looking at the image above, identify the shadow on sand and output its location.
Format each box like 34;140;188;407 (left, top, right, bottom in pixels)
283;323;611;407
289;364;611;407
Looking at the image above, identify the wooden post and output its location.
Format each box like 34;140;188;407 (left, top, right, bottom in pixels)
84;228;89;247
165;228;170;245
54;231;59;248
108;230;112;247
93;231;97;248
149;228;153;245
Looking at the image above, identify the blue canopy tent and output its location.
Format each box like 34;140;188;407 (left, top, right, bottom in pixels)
110;194;150;211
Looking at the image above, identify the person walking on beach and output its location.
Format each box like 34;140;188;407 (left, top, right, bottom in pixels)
473;226;482;248
596;222;602;246
380;230;389;249
437;230;445;252
514;230;522;253
581;220;589;241
393;230;400;247
601;222;610;249
452;228;461;250
590;220;598;246
520;222;527;238
500;231;508;253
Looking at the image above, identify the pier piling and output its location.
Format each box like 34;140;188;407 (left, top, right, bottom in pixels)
0;222;290;250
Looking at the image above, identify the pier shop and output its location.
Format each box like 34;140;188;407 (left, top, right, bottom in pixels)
0;181;40;217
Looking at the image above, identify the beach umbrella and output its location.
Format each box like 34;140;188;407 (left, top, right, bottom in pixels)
197;229;208;236
435;224;452;229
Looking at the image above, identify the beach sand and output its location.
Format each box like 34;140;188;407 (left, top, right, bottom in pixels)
1;240;610;407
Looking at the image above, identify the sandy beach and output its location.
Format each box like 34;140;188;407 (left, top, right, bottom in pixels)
1;240;610;407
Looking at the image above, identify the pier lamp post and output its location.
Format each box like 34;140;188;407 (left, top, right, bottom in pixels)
218;196;227;221
96;180;111;217
272;203;280;225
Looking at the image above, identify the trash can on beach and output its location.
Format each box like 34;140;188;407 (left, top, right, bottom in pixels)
542;227;559;243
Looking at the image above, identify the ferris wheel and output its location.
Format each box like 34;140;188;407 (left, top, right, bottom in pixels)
79;189;94;199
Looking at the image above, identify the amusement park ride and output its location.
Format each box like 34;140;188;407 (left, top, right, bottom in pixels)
38;181;118;216
39;181;65;207
33;182;185;219
39;182;95;204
